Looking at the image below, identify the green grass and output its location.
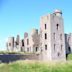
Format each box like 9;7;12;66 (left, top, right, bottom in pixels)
0;60;72;72
67;54;72;60
0;53;72;72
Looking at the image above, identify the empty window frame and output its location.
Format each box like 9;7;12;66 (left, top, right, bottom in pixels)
27;48;29;52
58;52;60;57
54;44;56;51
61;45;63;51
45;33;47;39
45;45;47;50
22;40;24;46
60;34;62;40
36;47;38;52
27;39;29;45
9;43;11;46
56;24;59;30
45;24;47;29
53;33;55;39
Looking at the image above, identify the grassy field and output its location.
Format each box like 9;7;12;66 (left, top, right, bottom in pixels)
0;54;72;72
0;60;72;72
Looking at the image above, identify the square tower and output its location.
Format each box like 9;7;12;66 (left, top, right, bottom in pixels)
40;10;66;61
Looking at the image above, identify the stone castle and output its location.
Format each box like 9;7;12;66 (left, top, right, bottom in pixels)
6;9;72;61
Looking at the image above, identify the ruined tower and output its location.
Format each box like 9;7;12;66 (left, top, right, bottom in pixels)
7;37;14;52
40;9;66;61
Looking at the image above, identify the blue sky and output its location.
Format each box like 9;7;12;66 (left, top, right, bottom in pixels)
0;0;72;50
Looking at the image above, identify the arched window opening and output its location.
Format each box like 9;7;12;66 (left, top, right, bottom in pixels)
22;40;24;46
56;24;59;30
27;39;29;45
36;47;38;52
53;33;55;39
68;47;71;53
9;43;11;46
45;45;47;50
61;45;63;51
45;33;47;39
45;24;47;29
27;48;29;52
58;52;60;57
54;44;56;51
60;34;62;40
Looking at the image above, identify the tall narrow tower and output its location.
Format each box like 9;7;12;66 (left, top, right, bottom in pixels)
16;35;20;45
40;9;66;61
